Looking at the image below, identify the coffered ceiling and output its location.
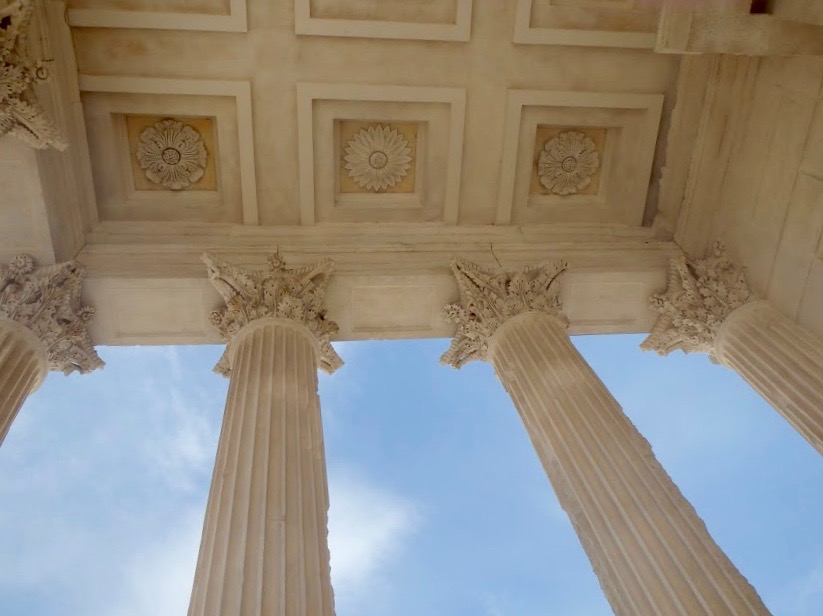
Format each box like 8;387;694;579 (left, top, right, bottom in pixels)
66;0;677;229
1;0;684;344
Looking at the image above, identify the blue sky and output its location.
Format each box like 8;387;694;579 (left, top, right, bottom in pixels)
0;334;821;615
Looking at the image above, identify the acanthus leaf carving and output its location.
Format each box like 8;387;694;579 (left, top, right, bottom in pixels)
440;257;568;369
0;0;68;150
641;242;756;360
203;251;343;376
0;254;103;375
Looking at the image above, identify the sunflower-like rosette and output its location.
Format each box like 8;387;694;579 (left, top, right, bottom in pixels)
343;125;412;192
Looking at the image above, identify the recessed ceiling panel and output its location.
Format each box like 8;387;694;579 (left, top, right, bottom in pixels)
295;0;473;41
514;0;658;48
497;90;664;226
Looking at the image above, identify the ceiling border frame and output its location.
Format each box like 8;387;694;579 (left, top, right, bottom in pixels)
513;0;656;49
294;0;473;42
68;0;247;32
496;89;665;226
78;75;259;226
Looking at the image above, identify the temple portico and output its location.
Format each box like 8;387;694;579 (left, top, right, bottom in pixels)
2;0;823;613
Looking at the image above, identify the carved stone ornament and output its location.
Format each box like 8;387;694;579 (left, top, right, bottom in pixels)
641;242;757;360
343;124;412;192
136;119;208;190
0;254;103;375
203;251;343;376
538;130;599;196
440;258;568;369
0;0;67;150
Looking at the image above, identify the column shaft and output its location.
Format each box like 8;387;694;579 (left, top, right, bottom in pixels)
716;301;823;455
0;319;47;446
489;312;770;616
188;318;334;616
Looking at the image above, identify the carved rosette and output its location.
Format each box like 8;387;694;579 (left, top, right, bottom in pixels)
440;258;568;369
136;119;208;190
0;0;67;150
538;131;599;196
203;251;343;376
0;255;103;374
343;124;412;192
641;243;756;360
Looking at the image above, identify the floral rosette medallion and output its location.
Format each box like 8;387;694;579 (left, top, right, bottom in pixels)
538;130;600;196
343;124;413;192
136;119;208;190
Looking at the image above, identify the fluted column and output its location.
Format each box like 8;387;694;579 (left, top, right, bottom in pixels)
441;258;770;616
715;301;823;454
189;252;342;616
643;243;823;456
0;254;103;447
0;319;47;444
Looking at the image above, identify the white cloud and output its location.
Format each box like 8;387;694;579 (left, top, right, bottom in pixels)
109;508;205;616
142;386;217;493
328;472;421;607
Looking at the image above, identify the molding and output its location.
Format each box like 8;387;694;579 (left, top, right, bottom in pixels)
79;222;677;279
296;83;466;225
77;75;259;225
67;0;247;33
294;0;473;42
513;0;656;49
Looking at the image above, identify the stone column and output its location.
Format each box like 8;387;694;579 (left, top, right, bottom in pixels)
643;243;823;456
189;252;342;616
0;254;103;446
441;258;770;616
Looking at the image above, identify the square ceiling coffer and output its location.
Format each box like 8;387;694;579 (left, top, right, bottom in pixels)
297;83;466;224
496;89;664;226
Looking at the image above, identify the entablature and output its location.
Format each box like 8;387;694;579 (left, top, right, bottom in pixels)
78;222;678;345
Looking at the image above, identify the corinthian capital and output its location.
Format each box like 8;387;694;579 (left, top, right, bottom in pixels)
203;251;342;376
641;243;756;359
0;0;68;150
440;257;568;369
0;255;103;374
